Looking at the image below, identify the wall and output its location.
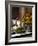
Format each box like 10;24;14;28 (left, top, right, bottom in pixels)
37;3;38;42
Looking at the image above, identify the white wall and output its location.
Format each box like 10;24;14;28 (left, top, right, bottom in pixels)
0;0;38;46
37;3;38;42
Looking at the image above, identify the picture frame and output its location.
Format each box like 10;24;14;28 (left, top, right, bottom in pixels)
5;1;37;45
